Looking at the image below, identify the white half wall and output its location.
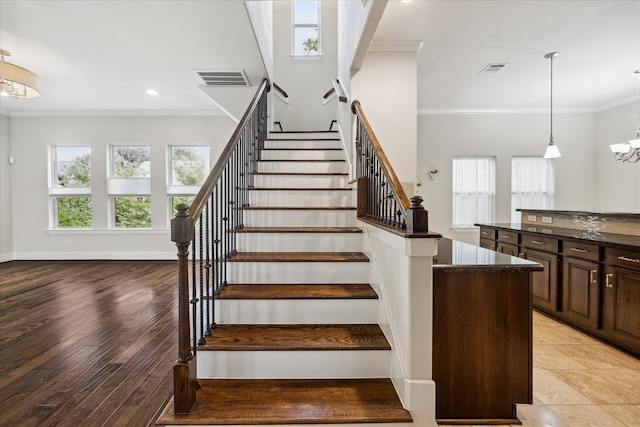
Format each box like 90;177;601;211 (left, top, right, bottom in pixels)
351;50;419;188
594;101;640;213
417;112;597;244
8;115;235;260
1;114;13;262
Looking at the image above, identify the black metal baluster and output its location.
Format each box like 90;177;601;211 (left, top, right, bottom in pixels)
204;201;212;335
190;231;198;354
198;214;205;345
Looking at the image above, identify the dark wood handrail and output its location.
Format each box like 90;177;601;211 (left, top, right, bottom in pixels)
272;82;288;99
352;100;410;213
189;79;270;219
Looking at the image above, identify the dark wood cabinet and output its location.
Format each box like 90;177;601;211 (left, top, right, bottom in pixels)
602;248;640;354
522;248;559;313
497;242;519;256
562;256;600;330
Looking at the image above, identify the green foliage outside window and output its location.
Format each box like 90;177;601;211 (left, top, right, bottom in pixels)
303;38;318;54
115;197;152;228
57;197;92;228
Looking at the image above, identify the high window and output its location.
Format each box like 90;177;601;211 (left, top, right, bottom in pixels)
452;157;496;227
511;157;554;223
167;145;210;219
49;146;92;228
293;0;320;55
108;145;151;228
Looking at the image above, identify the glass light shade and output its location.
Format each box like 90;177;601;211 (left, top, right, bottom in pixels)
629;138;640;149
543;143;561;159
610;143;632;153
0;60;40;98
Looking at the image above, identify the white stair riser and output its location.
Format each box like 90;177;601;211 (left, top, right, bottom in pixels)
268;132;337;139
244;210;357;227
249;190;353;207
198;350;390;379
261;150;344;160
215;299;377;324
237;232;362;252
254;174;348;188
258;161;347;174
229;261;369;283
265;139;342;149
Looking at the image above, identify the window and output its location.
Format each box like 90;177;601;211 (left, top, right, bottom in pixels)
511;157;554;223
452;157;496;227
49;146;92;228
167;145;210;219
293;0;319;55
108;145;151;228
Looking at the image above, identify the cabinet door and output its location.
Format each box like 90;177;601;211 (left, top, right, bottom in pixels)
602;266;640;354
480;238;495;251
562;257;600;330
497;243;519;257
523;249;559;313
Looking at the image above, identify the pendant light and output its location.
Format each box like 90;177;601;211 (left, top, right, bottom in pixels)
543;52;561;159
0;49;40;99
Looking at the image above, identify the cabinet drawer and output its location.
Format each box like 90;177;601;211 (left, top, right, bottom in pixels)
563;241;601;262
497;230;518;243
521;234;559;253
605;248;640;270
480;238;495;251
479;227;496;240
497;242;519;257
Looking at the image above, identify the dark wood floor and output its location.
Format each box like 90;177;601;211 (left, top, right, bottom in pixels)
0;260;179;427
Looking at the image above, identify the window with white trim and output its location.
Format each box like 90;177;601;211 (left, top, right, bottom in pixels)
167;145;210;220
49;145;92;228
108;145;151;228
452;157;496;227
511;157;554;223
293;0;320;55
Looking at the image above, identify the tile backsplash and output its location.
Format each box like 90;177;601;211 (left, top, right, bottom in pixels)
519;210;640;237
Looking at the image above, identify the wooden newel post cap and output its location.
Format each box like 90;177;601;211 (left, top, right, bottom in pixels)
410;196;425;210
171;204;195;244
406;195;428;233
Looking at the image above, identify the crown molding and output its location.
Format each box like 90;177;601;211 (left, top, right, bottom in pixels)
1;109;228;118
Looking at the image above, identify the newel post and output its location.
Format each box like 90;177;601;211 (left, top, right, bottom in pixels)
171;204;197;414
406;195;428;233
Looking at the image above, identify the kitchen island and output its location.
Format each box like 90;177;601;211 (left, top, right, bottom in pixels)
432;238;542;425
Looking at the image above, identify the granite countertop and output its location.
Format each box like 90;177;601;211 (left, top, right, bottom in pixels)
433;238;543;273
476;223;640;251
515;209;640;220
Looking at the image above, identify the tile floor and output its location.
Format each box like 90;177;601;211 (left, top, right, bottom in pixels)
448;310;640;427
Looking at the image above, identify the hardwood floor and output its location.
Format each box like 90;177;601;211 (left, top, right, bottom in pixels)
0;260;179;427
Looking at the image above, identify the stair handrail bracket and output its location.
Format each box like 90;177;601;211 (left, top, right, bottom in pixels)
351;100;436;237
170;78;270;414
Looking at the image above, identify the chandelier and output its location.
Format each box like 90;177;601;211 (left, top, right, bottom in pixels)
0;49;40;99
609;70;640;163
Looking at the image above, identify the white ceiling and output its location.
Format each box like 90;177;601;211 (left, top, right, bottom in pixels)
0;0;266;115
375;0;640;113
1;0;638;116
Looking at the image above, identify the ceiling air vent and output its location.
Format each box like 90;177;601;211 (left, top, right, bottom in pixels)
477;63;509;75
195;70;250;87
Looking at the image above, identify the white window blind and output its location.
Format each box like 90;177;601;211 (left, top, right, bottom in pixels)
511;157;554;223
452;157;496;227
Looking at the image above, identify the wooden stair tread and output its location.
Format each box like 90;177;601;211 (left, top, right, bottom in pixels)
244;206;355;210
228;252;369;262
254;172;348;176
156;378;412;425
201;324;390;351
259;159;345;162
262;148;343;151
237;226;362;233
249;187;352;191
218;284;378;300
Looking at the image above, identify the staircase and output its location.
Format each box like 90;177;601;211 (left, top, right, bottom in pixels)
156;131;412;426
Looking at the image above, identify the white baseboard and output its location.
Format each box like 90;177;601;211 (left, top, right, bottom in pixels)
0;252;14;263
11;251;177;260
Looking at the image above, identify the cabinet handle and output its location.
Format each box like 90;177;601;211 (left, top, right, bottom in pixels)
618;255;640;263
531;240;545;245
519;253;525;258
570;247;588;253
481;231;492;236
497;246;502;253
590;269;597;284
501;235;513;239
605;273;615;288
490;245;495;251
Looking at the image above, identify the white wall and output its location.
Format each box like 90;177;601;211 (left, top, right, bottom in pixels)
594;101;640;213
8;115;235;260
271;0;338;130
417;112;596;244
245;0;274;80
352;50;419;188
1;114;13;262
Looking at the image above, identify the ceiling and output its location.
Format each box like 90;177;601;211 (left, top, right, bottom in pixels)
375;0;640;113
1;0;638;116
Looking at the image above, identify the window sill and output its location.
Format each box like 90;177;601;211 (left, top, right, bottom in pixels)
48;228;170;235
290;54;323;59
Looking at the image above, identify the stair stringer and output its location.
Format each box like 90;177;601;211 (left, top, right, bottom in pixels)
358;219;439;427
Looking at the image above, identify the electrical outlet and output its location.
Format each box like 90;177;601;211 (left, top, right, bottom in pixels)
541;216;553;224
527;215;537;222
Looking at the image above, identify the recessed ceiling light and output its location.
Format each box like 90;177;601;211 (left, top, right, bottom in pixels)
146;89;158;96
401;0;413;3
